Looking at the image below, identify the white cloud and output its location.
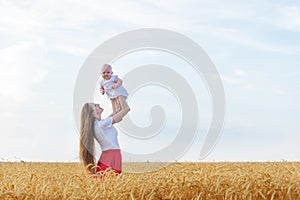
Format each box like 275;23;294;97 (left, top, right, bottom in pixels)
193;24;300;54
0;0;47;36
3;0;299;56
170;1;300;54
0;40;48;155
9;0;187;31
0;41;48;110
221;68;258;91
271;5;300;32
49;44;91;57
221;75;242;85
234;69;248;77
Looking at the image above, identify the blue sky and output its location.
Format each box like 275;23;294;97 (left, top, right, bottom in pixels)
0;0;299;162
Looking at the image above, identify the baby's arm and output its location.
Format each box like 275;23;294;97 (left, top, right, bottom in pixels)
112;77;123;90
100;85;105;95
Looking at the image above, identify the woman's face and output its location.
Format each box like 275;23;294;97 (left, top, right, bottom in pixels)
91;103;103;120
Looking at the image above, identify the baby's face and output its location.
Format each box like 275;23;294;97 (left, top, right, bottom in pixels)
101;66;113;80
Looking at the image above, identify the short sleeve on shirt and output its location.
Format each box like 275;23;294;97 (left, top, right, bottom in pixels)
111;75;118;81
99;79;104;87
98;117;113;129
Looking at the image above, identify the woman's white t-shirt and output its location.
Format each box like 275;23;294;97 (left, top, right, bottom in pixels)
94;117;120;151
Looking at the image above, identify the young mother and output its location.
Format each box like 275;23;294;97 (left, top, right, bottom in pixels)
79;102;130;175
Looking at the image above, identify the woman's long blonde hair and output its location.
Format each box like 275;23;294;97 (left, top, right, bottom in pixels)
79;103;96;174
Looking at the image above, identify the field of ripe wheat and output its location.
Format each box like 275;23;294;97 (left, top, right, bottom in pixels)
0;162;299;199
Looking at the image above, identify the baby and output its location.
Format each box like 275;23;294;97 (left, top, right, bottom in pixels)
99;64;130;116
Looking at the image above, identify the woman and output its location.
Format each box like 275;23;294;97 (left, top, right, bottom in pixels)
79;102;129;175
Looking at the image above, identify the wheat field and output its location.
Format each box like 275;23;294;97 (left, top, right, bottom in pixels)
0;162;299;199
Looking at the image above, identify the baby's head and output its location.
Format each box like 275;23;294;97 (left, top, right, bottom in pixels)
101;64;113;80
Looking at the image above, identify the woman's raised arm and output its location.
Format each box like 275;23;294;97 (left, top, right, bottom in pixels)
112;104;130;124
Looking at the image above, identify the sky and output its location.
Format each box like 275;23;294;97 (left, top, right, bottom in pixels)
0;0;299;162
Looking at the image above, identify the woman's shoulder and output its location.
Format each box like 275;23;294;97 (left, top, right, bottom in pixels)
95;117;113;128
